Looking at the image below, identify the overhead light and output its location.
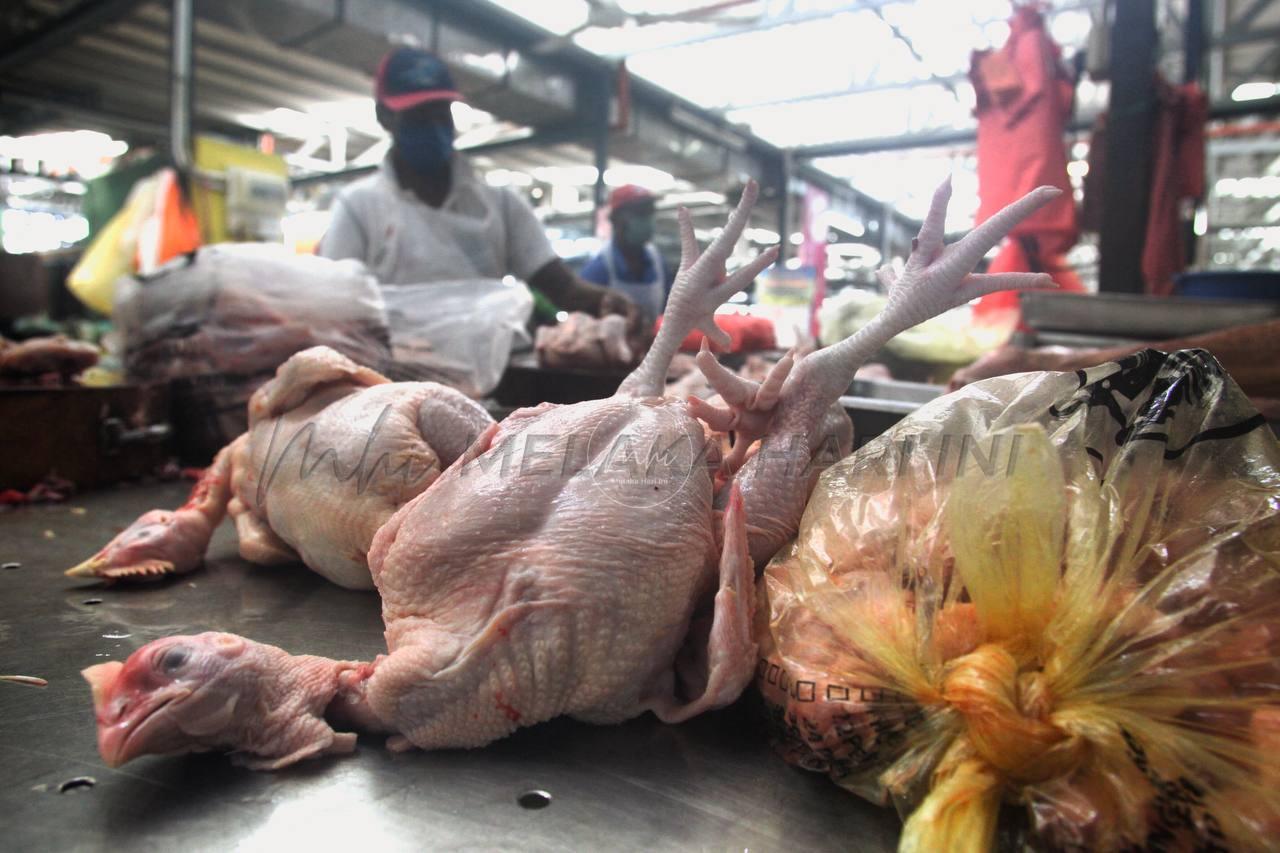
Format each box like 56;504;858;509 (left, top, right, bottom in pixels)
820;210;865;238
603;165;676;192
1216;176;1280;198
660;190;726;207
485;168;533;188
0;130;127;179
532;165;599;186
1231;81;1279;102
305;99;382;137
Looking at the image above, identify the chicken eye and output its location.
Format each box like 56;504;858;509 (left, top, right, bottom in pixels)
157;646;191;674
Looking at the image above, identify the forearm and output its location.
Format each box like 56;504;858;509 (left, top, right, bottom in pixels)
528;258;606;313
1042;319;1280;398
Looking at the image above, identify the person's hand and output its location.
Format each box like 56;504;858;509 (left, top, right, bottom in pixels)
948;345;1072;391
600;289;643;336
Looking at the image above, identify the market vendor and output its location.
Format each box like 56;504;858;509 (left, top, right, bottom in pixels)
579;184;674;326
319;46;637;327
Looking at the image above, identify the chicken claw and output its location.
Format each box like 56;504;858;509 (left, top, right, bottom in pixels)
875;177;1061;331
688;339;795;475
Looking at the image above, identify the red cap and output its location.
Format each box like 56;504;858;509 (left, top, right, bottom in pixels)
375;47;463;112
608;184;656;212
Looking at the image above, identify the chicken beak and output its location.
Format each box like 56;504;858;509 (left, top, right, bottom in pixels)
97;722;137;768
66;555;108;578
82;662;123;709
83;663;193;768
67;558;176;581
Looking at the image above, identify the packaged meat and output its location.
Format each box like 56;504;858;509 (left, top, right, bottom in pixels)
113;244;391;457
115;243;389;380
757;348;1280;850
534;311;634;371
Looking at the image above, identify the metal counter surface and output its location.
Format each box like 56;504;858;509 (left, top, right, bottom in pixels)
0;482;902;852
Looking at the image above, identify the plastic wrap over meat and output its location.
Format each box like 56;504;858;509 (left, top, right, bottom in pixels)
115;244;390;380
756;348;1280;851
381;279;533;398
114;244;391;456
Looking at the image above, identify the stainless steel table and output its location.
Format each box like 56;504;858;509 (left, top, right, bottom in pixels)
0;482;901;852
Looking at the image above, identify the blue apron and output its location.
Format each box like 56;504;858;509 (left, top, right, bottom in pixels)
602;244;666;324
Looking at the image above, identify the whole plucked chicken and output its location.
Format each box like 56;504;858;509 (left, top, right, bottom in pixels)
66;349;494;589
81;178;1059;769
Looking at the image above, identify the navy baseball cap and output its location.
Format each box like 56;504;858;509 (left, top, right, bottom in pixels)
375;47;462;111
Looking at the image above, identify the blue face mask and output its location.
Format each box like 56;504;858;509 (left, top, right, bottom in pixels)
395;121;454;174
620;215;655;248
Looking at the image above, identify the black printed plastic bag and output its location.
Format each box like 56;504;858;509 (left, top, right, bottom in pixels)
756;349;1280;851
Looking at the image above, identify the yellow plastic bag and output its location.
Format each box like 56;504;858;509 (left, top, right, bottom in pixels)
67;174;158;316
757;349;1280;851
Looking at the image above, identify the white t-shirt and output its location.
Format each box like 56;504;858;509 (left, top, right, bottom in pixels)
318;154;557;285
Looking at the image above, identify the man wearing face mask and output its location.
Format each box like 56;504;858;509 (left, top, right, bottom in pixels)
579;185;673;327
319;47;637;327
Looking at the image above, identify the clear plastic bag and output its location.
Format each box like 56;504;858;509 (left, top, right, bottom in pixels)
380;279;533;397
115;243;390;380
114;244;390;457
757;349;1280;851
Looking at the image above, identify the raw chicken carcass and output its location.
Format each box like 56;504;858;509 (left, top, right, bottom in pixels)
535;311;635;370
82;178;1060;768
66;347;494;588
0;335;99;384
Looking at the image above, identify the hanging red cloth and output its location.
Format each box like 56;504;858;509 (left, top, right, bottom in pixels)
971;5;1077;240
1143;80;1208;296
970;236;1086;321
969;4;1079;322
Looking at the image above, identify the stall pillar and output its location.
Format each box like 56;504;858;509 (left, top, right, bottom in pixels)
170;0;194;170
1098;0;1157;294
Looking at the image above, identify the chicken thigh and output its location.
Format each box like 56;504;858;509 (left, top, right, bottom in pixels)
83;178;1060;768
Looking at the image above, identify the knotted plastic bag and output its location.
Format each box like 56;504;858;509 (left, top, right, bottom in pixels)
756;349;1280;851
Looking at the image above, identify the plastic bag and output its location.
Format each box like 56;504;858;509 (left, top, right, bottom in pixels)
756;349;1280;851
67;173;160;315
115;243;389;380
135;168;202;275
381;279;532;397
114;244;390;458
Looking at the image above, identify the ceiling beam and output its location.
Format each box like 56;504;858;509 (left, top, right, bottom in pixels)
725;74;967;113
1214;23;1280;47
615;0;1100;59
1225;0;1274;37
793;119;1094;159
791;94;1280;159
616;0;899;58
0;0;150;75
